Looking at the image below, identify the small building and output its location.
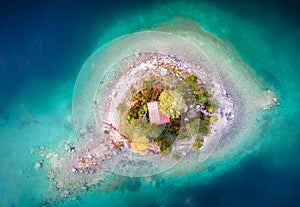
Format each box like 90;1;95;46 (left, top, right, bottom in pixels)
147;102;170;125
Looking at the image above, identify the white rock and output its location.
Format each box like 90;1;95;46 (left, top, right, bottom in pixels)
34;161;42;170
64;144;70;151
46;153;52;159
160;68;168;76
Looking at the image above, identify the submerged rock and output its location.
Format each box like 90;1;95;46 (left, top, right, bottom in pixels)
34;161;43;170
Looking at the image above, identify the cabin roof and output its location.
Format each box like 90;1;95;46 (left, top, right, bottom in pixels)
147;102;170;125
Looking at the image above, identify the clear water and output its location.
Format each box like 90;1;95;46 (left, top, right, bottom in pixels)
0;0;299;206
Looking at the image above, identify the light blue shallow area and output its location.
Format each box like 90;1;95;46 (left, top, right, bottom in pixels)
0;1;299;206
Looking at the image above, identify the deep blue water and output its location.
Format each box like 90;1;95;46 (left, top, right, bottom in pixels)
1;0;300;206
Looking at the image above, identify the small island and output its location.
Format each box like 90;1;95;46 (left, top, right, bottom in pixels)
113;61;216;155
44;27;272;199
37;22;280;202
67;53;221;177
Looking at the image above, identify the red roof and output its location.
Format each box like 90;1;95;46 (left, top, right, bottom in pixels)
147;102;170;125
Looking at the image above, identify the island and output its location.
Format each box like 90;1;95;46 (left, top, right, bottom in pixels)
108;55;215;156
36;19;278;202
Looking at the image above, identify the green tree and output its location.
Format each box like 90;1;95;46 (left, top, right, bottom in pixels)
158;90;186;118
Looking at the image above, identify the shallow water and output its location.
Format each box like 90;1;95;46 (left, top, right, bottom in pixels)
0;0;300;206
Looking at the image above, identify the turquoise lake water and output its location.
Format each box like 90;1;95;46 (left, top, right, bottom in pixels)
0;0;300;206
